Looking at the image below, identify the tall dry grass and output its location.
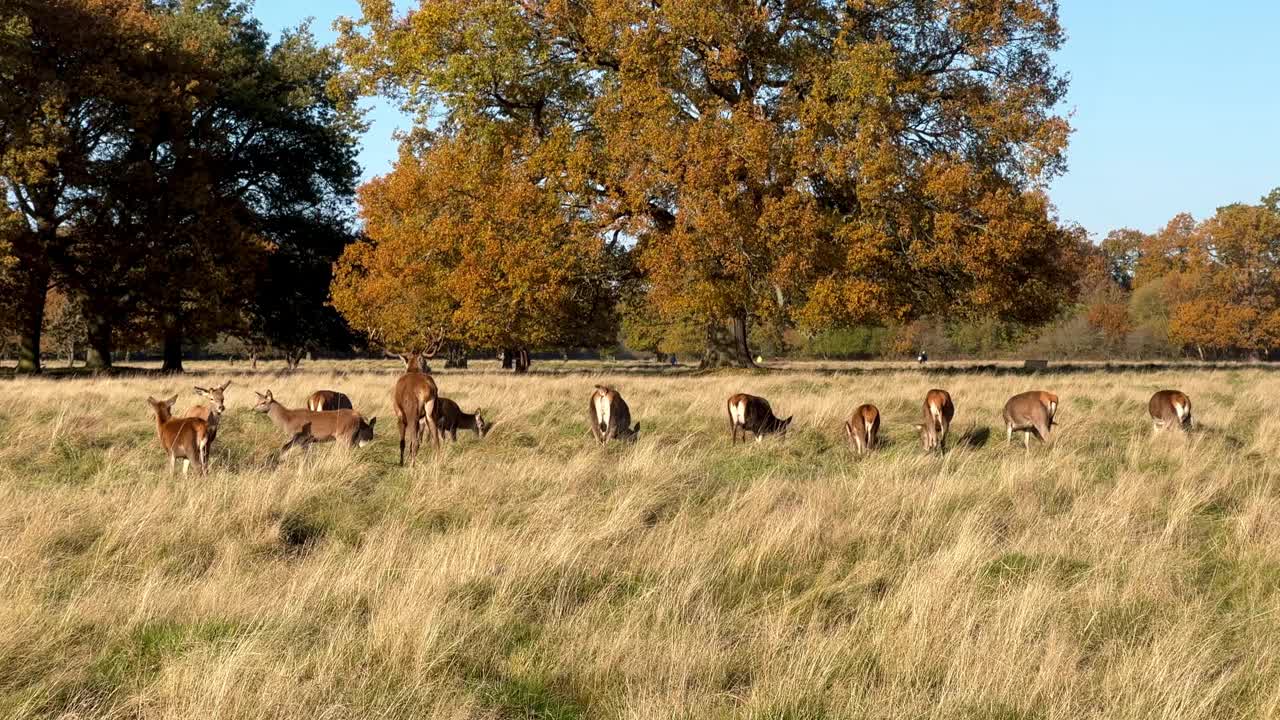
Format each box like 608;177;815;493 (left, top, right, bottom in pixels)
1;360;1279;719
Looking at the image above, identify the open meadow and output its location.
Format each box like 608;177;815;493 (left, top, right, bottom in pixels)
2;361;1280;719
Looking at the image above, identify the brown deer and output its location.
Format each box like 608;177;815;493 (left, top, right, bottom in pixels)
392;351;440;464
147;395;210;475
844;403;880;455
186;380;230;446
252;390;376;453
728;393;792;444
1003;390;1058;449
436;397;489;442
589;385;639;443
916;389;955;452
307;390;353;412
1149;389;1192;431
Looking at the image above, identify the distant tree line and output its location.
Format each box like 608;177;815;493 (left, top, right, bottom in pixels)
730;187;1280;362
6;1;1275;372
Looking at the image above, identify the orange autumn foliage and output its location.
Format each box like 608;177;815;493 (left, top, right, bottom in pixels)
337;0;1081;363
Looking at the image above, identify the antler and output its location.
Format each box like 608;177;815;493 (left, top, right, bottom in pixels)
420;327;448;359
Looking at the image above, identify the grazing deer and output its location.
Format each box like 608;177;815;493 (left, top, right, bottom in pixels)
916;389;955;452
727;393;792;444
436;397;489;442
1149;389;1192;431
307;390;353;412
147;395;209;475
844;403;880;455
1004;390;1058;449
392;351;440;464
252;390;376;453
589;385;639;443
186;380;230;447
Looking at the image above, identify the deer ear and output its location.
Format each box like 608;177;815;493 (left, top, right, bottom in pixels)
147;396;157;406
221;380;232;390
165;395;177;407
368;417;377;428
194;386;207;395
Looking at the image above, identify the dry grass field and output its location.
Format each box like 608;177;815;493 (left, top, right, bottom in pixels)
2;360;1279;719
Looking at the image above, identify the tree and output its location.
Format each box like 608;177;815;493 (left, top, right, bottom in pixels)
243;216;362;370
331;131;620;370
1165;197;1280;359
338;0;1078;367
1101;229;1145;291
55;5;362;371
42;288;87;367
0;0;161;373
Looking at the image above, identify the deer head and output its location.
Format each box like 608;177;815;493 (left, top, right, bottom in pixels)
147;395;178;421
252;390;275;413
356;417;377;447
193;380;231;414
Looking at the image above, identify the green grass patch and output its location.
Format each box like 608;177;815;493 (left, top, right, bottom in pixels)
981;552;1090;587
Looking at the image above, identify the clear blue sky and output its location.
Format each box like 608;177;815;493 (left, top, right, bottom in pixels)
256;0;1280;239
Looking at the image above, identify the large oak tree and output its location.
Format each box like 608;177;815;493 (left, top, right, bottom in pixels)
338;0;1080;367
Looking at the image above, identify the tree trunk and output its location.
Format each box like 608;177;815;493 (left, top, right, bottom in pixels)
13;259;50;374
700;313;755;369
84;308;113;371
161;319;184;373
513;348;530;374
444;345;468;368
501;348;514;369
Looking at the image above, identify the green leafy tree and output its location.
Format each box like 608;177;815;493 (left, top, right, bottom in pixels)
0;0;161;372
62;7;362;371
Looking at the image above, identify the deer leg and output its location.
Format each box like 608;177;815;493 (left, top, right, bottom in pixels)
408;416;421;463
1007;425;1014;445
168;453;176;476
423;400;440;451
398;418;408;465
182;458;191;475
1023;430;1031;450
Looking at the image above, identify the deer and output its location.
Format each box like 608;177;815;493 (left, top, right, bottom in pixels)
728;393;792;444
435;397;490;442
844;403;880;455
916;389;955;452
1149;389;1192;431
147;395;210;475
307;390;353;412
392;349;441;465
252;390;376;453
1003;390;1059;449
589;385;639;443
186;380;231;447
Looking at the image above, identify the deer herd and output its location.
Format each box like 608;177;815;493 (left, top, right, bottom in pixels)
145;354;1197;475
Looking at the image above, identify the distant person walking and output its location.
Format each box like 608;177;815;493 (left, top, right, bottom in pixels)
917;351;929;364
